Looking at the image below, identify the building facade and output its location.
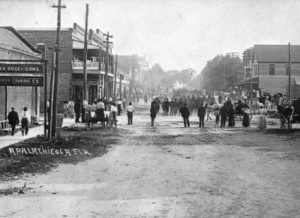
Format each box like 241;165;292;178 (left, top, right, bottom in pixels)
0;26;42;120
19;23;115;111
242;44;300;97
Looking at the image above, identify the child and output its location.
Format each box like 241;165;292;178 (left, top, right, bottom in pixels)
214;109;220;127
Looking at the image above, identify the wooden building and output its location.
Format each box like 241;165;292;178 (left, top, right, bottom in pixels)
19;23;116;110
0;26;42;120
242;44;300;97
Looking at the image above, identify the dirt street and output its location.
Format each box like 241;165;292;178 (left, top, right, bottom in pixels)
0;104;300;218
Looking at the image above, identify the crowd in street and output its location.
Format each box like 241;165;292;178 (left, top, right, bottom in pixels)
6;88;297;136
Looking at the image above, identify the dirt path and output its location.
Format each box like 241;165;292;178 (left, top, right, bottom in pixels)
0;107;300;217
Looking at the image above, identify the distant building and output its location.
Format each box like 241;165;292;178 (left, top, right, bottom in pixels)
0;26;42;120
242;44;300;97
19;23;116;110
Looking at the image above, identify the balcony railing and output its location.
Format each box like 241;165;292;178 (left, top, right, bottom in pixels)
72;60;99;70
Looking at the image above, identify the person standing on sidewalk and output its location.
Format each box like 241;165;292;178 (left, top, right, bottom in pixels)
21;107;30;136
126;102;134;125
179;103;190;127
7;107;19;136
197;102;206;127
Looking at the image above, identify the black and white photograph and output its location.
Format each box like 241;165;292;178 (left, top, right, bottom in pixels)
0;0;300;217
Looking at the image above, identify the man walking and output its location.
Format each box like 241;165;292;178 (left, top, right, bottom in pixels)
126;102;134;125
179;103;190;127
21;107;30;136
7;107;19;135
150;98;158;126
197;102;206;127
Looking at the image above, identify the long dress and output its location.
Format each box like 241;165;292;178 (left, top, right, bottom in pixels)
242;113;250;127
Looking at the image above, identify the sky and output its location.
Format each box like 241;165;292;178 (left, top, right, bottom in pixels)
1;0;300;73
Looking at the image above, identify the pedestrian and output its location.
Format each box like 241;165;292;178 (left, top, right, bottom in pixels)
150;98;158;126
220;105;227;128
117;98;123;115
197;102;206;127
74;99;81;123
126;102;134;125
179;103;190;127
63;101;68;118
67;99;75;118
227;104;235;127
206;104;213;121
96;99;105;127
242;112;250;127
21;107;30;136
214;108;220;127
7;107;19;136
110;103;118;127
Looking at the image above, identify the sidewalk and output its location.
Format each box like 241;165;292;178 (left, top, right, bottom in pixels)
0;118;74;150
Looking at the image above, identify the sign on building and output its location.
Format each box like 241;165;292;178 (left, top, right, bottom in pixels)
0;62;44;86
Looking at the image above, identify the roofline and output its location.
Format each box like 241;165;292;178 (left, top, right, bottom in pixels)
258;61;300;64
18;27;72;32
1;26;42;54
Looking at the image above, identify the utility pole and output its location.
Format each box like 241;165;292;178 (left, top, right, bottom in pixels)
288;42;291;101
129;61;135;101
83;4;89;102
114;54;118;99
52;0;66;137
119;73;122;100
103;32;113;99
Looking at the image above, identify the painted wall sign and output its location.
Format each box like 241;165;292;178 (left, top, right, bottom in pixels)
0;64;42;73
0;76;43;86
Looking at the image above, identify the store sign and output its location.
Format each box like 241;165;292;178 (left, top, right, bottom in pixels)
0;76;43;86
0;64;42;73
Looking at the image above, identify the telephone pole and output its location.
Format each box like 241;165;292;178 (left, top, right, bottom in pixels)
52;0;66;137
114;54;118;99
104;32;113;99
83;4;89;102
288;42;291;101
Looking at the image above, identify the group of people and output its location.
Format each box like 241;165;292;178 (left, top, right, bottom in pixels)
7;106;31;136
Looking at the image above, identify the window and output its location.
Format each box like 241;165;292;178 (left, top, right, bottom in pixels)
269;64;275;75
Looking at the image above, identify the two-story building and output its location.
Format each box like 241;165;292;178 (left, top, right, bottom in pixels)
0;26;42;120
19;23;115;112
242;44;300;97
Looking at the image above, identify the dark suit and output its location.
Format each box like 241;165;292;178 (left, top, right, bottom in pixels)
180;106;190;127
8;111;19;135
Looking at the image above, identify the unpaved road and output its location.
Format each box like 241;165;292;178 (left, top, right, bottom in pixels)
1;105;300;218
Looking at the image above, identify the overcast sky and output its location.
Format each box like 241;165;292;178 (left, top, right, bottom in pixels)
1;0;300;72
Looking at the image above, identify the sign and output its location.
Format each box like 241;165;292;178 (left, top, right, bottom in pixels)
0;64;43;73
0;76;43;86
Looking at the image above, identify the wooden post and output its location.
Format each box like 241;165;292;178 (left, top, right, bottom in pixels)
52;0;66;137
103;32;113;99
288;42;291;101
4;86;7;120
83;4;89;102
114;55;118;99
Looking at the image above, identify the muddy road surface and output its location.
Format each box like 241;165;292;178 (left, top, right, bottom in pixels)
1;104;300;218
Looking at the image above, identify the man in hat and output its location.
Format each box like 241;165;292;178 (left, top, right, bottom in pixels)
179;103;190;127
8;107;19;135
